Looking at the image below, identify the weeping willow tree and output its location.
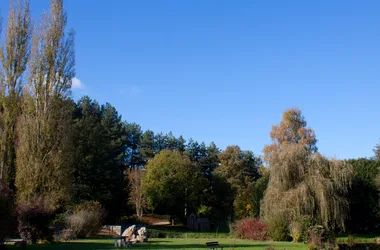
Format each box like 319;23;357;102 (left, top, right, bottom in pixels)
261;108;353;230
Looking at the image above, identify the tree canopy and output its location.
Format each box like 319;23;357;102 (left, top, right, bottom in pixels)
0;0;376;238
143;150;200;222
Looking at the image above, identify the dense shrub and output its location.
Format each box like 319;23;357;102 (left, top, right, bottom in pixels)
65;201;104;238
0;181;12;242
268;215;289;241
16;200;54;243
232;218;269;240
307;225;324;248
306;225;336;250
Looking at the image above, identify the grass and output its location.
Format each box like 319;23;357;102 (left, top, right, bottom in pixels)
7;238;308;250
6;235;380;249
336;234;380;244
337;233;380;240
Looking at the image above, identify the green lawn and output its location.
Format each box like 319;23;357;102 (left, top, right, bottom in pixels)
16;239;307;250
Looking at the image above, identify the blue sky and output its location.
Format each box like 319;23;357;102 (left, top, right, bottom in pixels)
1;0;379;159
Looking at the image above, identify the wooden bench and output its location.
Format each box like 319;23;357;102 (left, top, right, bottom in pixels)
206;241;223;250
2;239;26;249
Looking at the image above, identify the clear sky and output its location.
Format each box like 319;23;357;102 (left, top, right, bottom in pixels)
1;0;379;159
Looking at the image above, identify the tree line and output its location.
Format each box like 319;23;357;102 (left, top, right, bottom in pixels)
0;0;380;242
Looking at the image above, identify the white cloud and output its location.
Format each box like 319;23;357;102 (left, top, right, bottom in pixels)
71;77;83;89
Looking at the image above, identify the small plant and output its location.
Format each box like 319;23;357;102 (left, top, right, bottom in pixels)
232;218;269;241
65;201;104;238
289;220;302;242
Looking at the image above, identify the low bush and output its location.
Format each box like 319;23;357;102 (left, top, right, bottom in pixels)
306;225;336;250
232;218;269;240
307;225;324;248
268;215;289;241
65;201;104;238
16;199;54;243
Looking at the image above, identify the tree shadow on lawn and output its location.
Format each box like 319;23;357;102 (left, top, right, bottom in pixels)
16;242;115;250
132;242;271;249
20;241;271;250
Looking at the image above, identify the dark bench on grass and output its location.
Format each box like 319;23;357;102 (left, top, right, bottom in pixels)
2;239;26;249
206;241;223;250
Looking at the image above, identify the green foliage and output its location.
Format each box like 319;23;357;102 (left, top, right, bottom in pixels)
16;97;75;209
0;0;377;234
15;0;75;209
125;122;143;168
346;158;380;232
267;214;289;241
72;97;127;221
0;0;31;189
234;184;255;219
206;174;234;222
251;167;270;218
185;141;232;222
143;150;200;222
216;145;262;220
233;166;270;219
139;130;155;163
216;146;261;192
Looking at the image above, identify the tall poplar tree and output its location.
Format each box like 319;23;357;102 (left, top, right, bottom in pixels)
15;0;75;208
0;0;31;188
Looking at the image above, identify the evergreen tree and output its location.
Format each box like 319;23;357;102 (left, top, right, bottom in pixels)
139;130;155;164
125;122;143;168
